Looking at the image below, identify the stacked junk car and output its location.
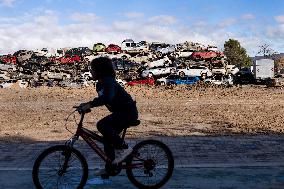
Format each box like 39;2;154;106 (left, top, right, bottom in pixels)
0;39;277;89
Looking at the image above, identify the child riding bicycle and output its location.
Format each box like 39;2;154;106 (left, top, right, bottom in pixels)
79;57;139;177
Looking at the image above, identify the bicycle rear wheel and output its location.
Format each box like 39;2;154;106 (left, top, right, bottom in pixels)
32;145;88;189
126;140;174;189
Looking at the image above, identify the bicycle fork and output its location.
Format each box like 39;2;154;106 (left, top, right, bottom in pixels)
58;136;79;176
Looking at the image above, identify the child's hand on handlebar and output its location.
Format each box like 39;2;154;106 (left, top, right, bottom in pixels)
79;102;92;113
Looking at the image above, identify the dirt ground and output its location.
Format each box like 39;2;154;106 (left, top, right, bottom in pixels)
1;84;284;142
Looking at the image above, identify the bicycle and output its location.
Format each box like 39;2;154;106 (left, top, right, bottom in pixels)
32;106;174;189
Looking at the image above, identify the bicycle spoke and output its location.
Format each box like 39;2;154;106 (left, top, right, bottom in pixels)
126;140;174;188
41;173;57;188
34;146;86;189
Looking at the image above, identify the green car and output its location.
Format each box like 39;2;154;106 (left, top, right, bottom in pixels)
93;43;106;53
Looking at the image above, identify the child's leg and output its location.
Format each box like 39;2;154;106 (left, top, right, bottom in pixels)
97;114;125;148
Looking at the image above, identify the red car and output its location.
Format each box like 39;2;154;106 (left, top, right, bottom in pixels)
1;55;17;64
105;44;122;54
190;51;224;60
126;78;155;86
57;54;81;64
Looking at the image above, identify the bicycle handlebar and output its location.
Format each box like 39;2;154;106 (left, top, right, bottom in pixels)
73;105;91;114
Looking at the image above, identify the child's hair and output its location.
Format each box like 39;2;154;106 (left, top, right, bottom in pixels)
90;57;116;78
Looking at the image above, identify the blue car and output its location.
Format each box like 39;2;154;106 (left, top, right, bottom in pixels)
168;76;200;85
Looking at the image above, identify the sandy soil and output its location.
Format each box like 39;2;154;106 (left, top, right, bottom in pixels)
1;84;284;142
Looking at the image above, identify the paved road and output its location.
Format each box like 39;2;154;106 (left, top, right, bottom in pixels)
1;167;284;189
1;135;284;188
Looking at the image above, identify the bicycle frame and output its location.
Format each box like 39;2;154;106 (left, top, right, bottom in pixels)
73;112;112;164
68;110;145;169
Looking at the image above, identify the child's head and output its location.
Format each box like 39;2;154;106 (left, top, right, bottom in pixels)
90;57;116;80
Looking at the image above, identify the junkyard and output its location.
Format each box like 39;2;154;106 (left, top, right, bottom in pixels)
0;39;284;140
1;40;280;89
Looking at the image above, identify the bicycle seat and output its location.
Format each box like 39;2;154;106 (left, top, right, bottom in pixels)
127;120;140;127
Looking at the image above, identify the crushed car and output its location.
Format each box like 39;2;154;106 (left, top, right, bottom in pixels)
156;74;180;85
126;77;155;86
141;65;176;78
41;70;71;80
204;75;233;86
0;71;10;80
190;51;224;61
0;55;17;64
106;44;122;54
167;76;200;85
177;65;212;78
0;62;17;73
93;43;106;53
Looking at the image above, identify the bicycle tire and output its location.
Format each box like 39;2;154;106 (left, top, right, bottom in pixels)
32;145;88;189
126;139;174;189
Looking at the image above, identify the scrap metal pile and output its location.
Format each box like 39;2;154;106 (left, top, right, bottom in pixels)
0;39;241;88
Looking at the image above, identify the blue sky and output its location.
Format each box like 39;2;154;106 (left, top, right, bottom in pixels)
0;0;284;55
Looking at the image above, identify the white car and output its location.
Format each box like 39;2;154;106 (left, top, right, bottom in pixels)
141;66;176;78
129;52;153;64
204;75;233;86
156;44;175;56
156;74;180;85
59;79;87;88
107;53;131;60
0;80;16;88
81;72;92;80
0;71;10;80
207;45;219;52
177;66;212;78
0;63;16;72
121;39;136;52
226;65;239;75
116;78;127;87
146;56;171;68
19;80;29;88
41;71;71;80
174;51;193;58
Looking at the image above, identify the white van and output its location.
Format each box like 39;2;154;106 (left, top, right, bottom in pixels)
121;39;136;52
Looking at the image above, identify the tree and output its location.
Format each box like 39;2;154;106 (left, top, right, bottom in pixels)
257;44;279;60
257;44;277;59
224;39;252;68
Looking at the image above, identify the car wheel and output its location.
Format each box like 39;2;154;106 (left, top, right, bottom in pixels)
179;71;185;77
160;81;166;86
201;73;207;79
148;72;153;78
53;80;59;86
156;52;162;58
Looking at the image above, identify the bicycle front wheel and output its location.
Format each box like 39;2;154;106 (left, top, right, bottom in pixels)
126;139;174;189
32;145;88;189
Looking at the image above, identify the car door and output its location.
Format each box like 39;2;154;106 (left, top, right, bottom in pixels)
190;66;201;76
161;67;169;75
53;71;60;79
186;77;194;84
153;67;161;76
179;77;187;84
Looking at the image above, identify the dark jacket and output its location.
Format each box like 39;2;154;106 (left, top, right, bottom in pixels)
91;77;137;115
